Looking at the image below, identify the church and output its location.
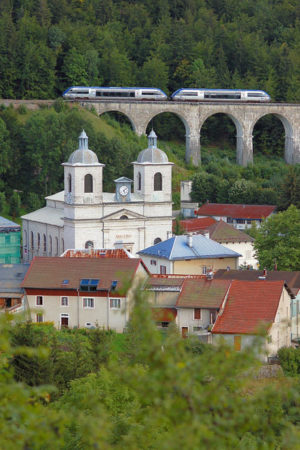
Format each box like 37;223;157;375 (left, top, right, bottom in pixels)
22;130;173;261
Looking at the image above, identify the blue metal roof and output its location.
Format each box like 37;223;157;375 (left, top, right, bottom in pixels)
0;216;20;232
138;235;241;260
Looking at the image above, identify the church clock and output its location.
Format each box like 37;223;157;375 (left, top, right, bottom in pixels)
114;177;132;202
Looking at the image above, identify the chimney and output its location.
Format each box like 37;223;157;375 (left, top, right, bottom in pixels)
187;234;193;248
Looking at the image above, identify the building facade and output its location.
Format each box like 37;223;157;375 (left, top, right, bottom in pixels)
22;130;173;261
0;217;21;264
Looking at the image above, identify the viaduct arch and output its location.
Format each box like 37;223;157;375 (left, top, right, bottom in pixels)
85;100;300;166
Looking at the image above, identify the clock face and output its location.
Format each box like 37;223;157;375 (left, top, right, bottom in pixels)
119;185;129;196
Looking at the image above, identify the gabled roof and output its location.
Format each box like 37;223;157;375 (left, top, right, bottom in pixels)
146;276;186;290
174;217;216;232
212;280;285;334
0;216;21;232
215;269;300;291
22;257;148;293
176;278;231;309
195;203;276;219
138;235;241;260
62;249;130;259
205;220;254;243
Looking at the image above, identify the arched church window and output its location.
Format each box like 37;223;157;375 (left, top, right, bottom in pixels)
120;215;128;220
55;237;58;255
154;237;162;245
138;172;141;190
43;234;47;252
68;173;72;192
24;230;27;246
154;172;162;191
61;238;64;253
49;236;52;255
37;233;40;249
85;241;94;249
31;232;34;249
84;174;93;193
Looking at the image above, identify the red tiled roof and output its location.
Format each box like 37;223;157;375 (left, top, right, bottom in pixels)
62;249;130;258
214;270;300;291
176;278;231;309
195;203;276;219
173;217;216;233
22;257;147;292
152;308;177;322
212;280;285;334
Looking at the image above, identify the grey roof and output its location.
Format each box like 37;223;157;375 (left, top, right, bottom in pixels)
22;207;64;227
0;216;20;232
65;130;100;165
0;263;30;295
136;130;169;164
139;234;241;261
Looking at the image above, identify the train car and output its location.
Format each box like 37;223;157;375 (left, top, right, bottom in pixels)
62;86;167;100
171;88;271;102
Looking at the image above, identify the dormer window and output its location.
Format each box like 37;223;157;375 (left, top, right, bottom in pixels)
80;279;99;291
84;174;93;193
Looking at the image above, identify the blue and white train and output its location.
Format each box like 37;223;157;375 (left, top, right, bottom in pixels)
62;86;168;100
171;88;271;102
63;86;271;102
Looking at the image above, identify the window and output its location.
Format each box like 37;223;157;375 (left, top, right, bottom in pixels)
43;234;47;252
83;298;94;308
61;238;64;253
31;231;34;249
193;326;202;332
37;233;40;249
110;298;121;309
160;265;166;275
150;260;157;266
227;217;233;224
154;172;162;191
84;174;93;193
80;279;99;291
138;172;141;190
36;313;43;323
55;237;58;255
210;311;216;324
194;308;201;320
111;280;118;291
61;297;68;306
236;219;245;224
154;237;162;245
85;240;94;249
49;236;52;255
202;266;207;275
68;173;72;192
61;314;69;328
120;215;128;220
36;296;43;306
24;230;27;246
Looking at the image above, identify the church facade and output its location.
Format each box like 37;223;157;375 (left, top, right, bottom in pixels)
22;130;173;261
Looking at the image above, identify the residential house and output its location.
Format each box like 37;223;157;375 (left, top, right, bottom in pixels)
138;234;241;275
215;269;300;340
0;263;29;312
175;278;231;339
22;256;149;331
211;280;292;360
0;216;21;264
195;202;276;230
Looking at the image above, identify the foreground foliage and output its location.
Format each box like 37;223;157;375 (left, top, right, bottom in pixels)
2;291;300;448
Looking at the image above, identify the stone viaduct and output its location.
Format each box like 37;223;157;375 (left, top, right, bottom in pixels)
1;98;299;166
81;100;300;166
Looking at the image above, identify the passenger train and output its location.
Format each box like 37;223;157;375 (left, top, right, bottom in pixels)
63;86;271;102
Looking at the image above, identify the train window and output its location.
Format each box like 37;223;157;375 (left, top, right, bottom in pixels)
183;92;198;96
73;90;89;94
142;92;156;95
247;93;263;97
204;93;241;99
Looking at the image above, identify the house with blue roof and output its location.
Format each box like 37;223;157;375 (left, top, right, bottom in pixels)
138;234;241;275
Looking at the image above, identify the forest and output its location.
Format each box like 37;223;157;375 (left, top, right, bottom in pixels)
0;0;299;102
2;290;300;449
